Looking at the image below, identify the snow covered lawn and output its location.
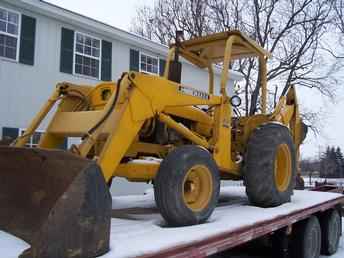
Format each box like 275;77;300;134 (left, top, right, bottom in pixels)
0;187;343;258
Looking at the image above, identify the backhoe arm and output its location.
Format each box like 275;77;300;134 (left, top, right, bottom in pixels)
270;85;305;147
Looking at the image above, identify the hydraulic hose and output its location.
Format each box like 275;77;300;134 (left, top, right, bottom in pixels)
84;73;126;138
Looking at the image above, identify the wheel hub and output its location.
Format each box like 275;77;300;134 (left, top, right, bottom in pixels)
183;165;213;212
274;143;292;192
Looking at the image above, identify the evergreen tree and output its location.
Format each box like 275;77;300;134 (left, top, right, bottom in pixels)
320;146;338;178
335;147;344;178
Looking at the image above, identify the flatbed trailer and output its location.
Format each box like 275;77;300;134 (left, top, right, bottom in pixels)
1;186;344;258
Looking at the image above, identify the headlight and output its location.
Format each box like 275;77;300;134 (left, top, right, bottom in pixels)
230;95;242;107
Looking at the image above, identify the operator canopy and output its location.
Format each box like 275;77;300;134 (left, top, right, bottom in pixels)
172;30;272;68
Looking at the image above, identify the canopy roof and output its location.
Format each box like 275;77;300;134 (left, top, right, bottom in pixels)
173;30;271;67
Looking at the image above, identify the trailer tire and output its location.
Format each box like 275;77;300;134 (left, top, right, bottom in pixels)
154;145;220;226
244;123;296;207
291;216;322;258
320;209;341;255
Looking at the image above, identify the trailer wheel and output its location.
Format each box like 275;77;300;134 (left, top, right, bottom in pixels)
291;216;322;258
320;209;341;255
244;123;296;207
154;145;220;226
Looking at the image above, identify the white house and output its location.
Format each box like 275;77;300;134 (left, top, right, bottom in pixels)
0;0;242;194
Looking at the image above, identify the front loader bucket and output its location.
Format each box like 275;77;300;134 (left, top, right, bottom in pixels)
0;147;112;258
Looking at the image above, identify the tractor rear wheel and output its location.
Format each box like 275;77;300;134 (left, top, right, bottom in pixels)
244;123;296;207
154;145;220;226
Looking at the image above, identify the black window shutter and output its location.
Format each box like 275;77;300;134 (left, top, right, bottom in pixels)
60;28;74;74
19;15;36;65
101;40;112;81
129;49;139;71
159;59;166;76
2;127;19;141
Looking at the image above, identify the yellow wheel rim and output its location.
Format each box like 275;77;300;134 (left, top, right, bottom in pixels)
182;165;213;212
274;143;292;192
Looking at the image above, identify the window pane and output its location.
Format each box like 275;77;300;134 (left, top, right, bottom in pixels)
147;57;153;65
84;56;91;66
84;66;91;76
0;45;4;57
92;48;99;58
85;37;92;46
141;63;146;71
95;68;99;78
0;9;6;21
91;58;97;68
76;43;83;53
152;65;158;74
152;59;158;66
0;21;5;32
94;60;99;70
8;12;18;25
85;46;91;55
91;68;97;78
7;23;18;35
5;35;17;47
147;64;153;73
141;55;146;63
75;64;82;74
92;39;100;48
75;54;82;64
0;35;17;60
76;33;84;43
5;46;16;59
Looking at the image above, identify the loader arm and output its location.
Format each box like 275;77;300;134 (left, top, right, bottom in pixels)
80;72;223;181
14;72;223;183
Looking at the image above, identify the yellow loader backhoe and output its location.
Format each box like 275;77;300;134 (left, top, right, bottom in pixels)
0;30;307;258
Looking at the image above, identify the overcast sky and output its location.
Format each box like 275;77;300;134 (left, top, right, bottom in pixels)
45;0;344;159
45;0;153;31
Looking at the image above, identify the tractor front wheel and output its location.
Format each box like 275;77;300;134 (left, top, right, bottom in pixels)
154;145;220;226
244;123;296;207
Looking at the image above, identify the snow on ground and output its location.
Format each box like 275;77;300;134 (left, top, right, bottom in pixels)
0;187;343;258
303;177;344;188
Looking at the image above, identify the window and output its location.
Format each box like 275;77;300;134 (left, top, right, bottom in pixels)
19;129;43;148
74;32;101;78
0;7;20;60
140;53;159;74
61;28;112;80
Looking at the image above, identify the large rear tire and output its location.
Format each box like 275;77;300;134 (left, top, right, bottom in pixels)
244;123;296;207
154;145;220;226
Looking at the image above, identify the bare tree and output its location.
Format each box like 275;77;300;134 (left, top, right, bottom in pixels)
131;0;340;126
320;0;344;60
334;0;344;34
132;0;212;45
